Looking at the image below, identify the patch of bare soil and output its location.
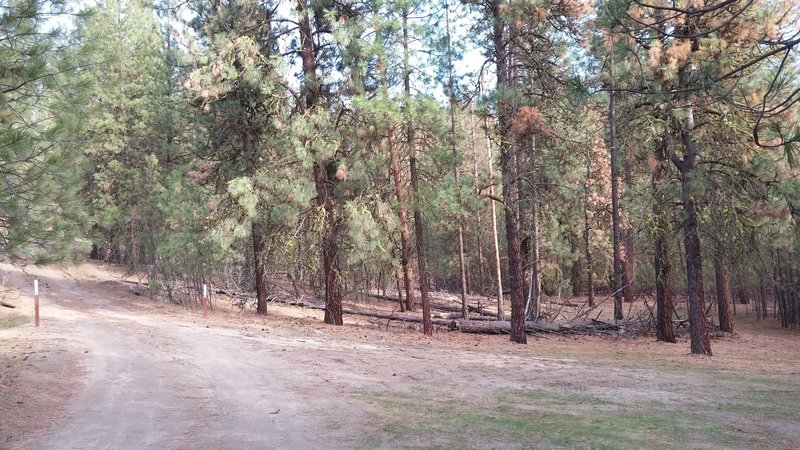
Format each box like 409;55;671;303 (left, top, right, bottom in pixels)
0;266;86;448
0;327;85;447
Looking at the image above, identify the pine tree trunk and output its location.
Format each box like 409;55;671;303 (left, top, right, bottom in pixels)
622;143;635;304
609;88;624;321
253;221;268;315
394;260;405;312
492;0;526;343
583;214;594;307
403;6;430;333
444;2;469;318
385;77;415;314
583;157;594;308
570;236;581;298
654;231;675;342
315;163;343;325
526;135;542;321
786;263;798;329
714;246;734;332
470;110;486;295
457;223;469;318
676;106;712;355
759;273;767;321
773;253;780;320
482;89;504;320
297;0;342;325
411;155;432;336
652;135;675;343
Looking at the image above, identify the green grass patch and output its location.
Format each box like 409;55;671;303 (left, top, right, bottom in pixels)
712;378;800;421
0;313;28;330
358;385;785;449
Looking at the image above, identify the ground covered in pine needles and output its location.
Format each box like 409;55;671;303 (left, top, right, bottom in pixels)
1;261;799;449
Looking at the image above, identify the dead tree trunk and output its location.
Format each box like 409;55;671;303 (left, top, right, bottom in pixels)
455;319;620;335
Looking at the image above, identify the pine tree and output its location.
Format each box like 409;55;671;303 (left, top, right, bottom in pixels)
76;0;174;267
599;0;800;354
186;0;298;313
0;0;87;261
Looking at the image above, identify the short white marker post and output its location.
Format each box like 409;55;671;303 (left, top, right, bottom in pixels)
34;279;40;327
202;284;208;318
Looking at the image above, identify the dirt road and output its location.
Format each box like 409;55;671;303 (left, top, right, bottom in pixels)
1;264;366;449
2;262;800;449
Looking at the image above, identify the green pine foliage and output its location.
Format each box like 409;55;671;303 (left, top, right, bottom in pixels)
0;0;88;262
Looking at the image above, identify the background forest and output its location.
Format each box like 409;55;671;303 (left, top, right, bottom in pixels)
2;0;799;355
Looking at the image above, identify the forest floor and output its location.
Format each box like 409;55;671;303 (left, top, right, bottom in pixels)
1;261;799;449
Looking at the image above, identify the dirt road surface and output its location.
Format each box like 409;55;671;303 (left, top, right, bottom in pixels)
2;262;800;449
1;263;367;449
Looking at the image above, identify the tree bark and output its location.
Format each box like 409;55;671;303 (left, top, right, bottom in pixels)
404;6;431;334
411;154;432;335
383;61;415;314
315;163;343;325
714;246;734;332
443;1;469;318
481;77;504;320
492;0;526;343
253;221;268;315
526;135;542;321
654;231;675;342
609;88;624;320
622;139;635;304
470;109;486;295
455;318;619;335
297;0;342;325
652;134;675;343
297;0;319;109
393;252;406;312
582;154;595;307
674;105;712;355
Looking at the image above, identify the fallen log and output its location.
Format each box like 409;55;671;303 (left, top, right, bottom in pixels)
454;319;621;335
432;312;497;321
429;301;499;318
1;301;17;309
343;306;454;326
260;297;620;335
368;293;499;318
368;293;403;303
